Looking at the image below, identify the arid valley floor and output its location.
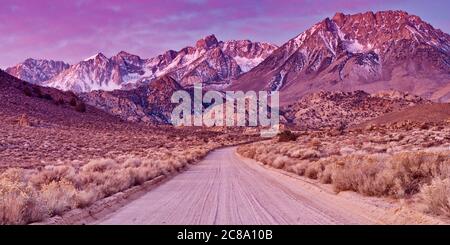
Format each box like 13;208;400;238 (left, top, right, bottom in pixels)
1;70;450;224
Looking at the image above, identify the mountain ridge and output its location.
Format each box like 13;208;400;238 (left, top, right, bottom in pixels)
7;35;277;93
229;10;450;103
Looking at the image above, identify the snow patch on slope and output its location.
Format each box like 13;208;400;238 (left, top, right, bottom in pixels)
346;39;366;53
234;56;264;72
84;53;101;62
319;31;337;56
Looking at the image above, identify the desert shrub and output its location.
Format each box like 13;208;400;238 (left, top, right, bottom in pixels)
340;146;356;155
75;187;99;208
241;147;257;159
33;87;43;98
127;167;150;185
23;87;32;97
18;114;32;127
42;93;53;101
301;149;320;160
287;148;303;158
75;102;86;113
0;172;46;225
157;160;176;176
389;152;449;196
0;182;46;225
74;171;104;190
123;158;142;168
305;161;326;179
331;151;450;197
272;155;290;169
82;159;116;173
287;161;309;176
40;180;77;216
236;146;247;157
258;152;277;166
331;154;397;196
309;138;322;150
277;144;293;155
99;171;134;197
170;159;186;171
55;98;65;105
29;165;76;187
420;178;450;217
319;160;340;184
69;98;77;106
278;130;298;142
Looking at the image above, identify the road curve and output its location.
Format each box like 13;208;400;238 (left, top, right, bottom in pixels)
95;147;382;225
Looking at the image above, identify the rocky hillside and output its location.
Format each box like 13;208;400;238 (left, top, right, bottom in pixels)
0;69;127;129
281;90;430;130
355;103;450;129
79;76;186;123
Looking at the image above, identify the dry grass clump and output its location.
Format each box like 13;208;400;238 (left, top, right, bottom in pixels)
329;154;395;196
420;178;450;217
74;101;86;113
0;143;219;224
278;130;298;142
309;138;322;150
238;138;450;217
285;160;309;176
41;180;78;216
81;158;116;173
272;155;291;169
0;169;46;225
17;114;32;127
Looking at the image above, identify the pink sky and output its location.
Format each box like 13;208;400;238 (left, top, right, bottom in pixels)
1;0;449;68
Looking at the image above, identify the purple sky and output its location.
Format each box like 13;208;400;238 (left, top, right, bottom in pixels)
1;0;449;68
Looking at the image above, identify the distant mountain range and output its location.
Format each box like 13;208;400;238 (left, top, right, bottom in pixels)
4;10;450;126
6;35;276;93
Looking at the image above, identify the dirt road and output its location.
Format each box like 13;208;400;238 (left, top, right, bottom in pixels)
93;147;400;224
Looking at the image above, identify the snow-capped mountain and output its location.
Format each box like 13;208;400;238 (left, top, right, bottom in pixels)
10;35;276;93
128;35;277;89
6;58;69;85
141;35;243;88
221;39;279;72
43;52;147;92
230;10;450;103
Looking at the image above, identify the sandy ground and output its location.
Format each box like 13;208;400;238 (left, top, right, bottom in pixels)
94;147;442;225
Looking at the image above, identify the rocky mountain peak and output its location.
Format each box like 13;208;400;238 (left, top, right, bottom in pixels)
112;51;144;66
196;34;219;50
332;12;346;23
231;10;450;104
149;75;182;91
83;52;108;62
5;58;69;85
115;51;135;58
